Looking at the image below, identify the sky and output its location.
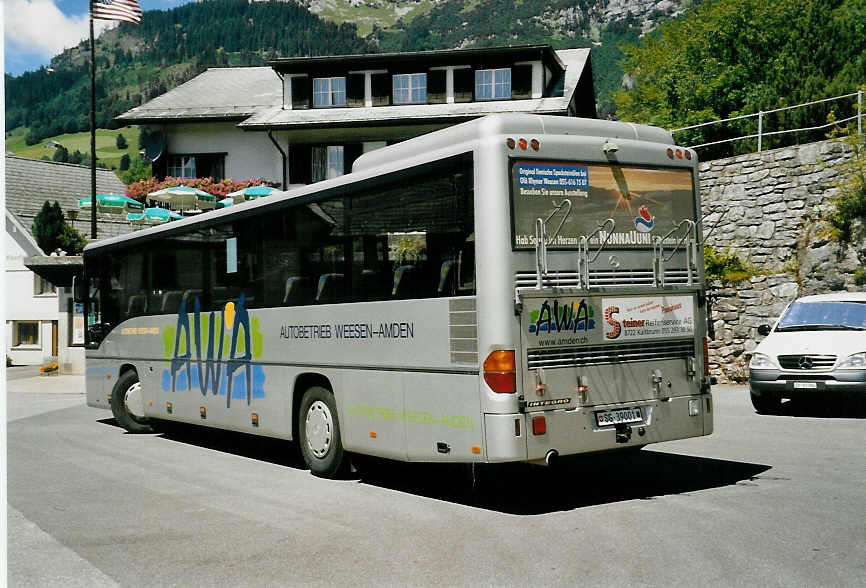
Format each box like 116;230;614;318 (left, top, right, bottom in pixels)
3;0;193;77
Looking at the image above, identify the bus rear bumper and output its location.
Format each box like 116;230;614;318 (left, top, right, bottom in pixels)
485;393;712;462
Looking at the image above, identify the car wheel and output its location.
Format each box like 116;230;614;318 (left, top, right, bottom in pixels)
298;386;346;478
110;370;153;433
750;389;781;415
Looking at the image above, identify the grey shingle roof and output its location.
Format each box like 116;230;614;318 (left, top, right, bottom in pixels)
4;155;136;241
115;67;282;124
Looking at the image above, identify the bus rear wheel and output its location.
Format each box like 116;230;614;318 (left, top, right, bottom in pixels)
298;386;346;478
110;370;153;433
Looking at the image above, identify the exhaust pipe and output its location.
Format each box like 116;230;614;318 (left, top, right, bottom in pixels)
545;449;559;467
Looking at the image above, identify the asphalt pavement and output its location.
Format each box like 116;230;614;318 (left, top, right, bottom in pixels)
5;374;866;587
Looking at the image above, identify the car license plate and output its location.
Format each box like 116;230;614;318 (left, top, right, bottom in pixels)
793;382;818;389
596;407;642;427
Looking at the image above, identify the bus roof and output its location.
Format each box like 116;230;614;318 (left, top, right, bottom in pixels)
84;114;674;253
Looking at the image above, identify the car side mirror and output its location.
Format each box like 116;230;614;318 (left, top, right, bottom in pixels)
757;324;772;336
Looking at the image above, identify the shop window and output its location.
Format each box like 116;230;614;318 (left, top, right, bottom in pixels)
14;321;39;346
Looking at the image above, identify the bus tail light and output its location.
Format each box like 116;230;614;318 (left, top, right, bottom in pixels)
483;350;516;394
703;337;710;376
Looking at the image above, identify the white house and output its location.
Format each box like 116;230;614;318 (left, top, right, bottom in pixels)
4;156;134;371
5;210;58;366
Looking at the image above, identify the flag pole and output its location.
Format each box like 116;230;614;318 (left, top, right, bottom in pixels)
89;13;97;240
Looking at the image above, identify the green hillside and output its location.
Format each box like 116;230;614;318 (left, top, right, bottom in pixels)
5;127;143;171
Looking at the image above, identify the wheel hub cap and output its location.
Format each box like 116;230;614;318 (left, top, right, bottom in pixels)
305;400;333;459
124;381;146;418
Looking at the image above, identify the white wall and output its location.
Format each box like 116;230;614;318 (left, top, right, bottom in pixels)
5;229;59;365
165;122;283;185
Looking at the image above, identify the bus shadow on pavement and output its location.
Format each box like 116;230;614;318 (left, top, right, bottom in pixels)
355;451;772;514
101;417;772;514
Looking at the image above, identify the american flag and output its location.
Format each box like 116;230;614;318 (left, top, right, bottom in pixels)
91;0;142;25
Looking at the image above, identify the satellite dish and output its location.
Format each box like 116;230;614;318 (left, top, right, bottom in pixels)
141;128;165;162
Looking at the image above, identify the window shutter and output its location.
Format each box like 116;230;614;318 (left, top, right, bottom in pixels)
427;70;446;104
512;64;533;99
371;73;390;106
291;77;309;110
347;74;365;107
453;69;473;103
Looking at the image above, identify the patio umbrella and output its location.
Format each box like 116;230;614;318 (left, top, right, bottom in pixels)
216;197;235;209
127;207;183;225
226;185;275;202
78;193;144;213
146;186;216;212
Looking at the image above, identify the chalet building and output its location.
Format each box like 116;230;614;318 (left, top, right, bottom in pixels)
116;45;595;187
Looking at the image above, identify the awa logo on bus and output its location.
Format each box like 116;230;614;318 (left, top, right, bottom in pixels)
528;299;595;335
161;292;266;407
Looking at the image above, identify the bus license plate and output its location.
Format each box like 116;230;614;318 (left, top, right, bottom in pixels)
596;407;642;427
793;382;818;389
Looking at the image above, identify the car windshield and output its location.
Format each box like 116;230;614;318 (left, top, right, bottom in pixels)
776;300;866;331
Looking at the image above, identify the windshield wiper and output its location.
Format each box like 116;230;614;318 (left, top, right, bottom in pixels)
776;324;866;332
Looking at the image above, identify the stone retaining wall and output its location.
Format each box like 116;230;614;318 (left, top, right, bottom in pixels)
699;139;864;382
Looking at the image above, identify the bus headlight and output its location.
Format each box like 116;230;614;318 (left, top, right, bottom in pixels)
749;353;778;369
837;352;866;369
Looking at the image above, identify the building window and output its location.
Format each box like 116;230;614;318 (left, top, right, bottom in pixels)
313;77;346;108
34;274;56;295
166;154;225;180
312;146;345;182
393;73;427;104
14;321;39;346
475;68;511;100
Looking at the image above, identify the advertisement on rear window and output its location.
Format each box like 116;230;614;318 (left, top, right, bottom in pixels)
602;295;695;341
511;160;695;249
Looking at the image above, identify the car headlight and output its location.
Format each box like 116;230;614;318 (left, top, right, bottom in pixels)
837;352;866;369
749;352;779;369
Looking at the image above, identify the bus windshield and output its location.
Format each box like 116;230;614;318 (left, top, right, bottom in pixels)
510;161;695;249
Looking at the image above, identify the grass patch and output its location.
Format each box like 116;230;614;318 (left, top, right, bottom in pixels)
5;126;142;171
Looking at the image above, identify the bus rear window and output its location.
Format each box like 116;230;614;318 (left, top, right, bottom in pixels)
510;160;695;249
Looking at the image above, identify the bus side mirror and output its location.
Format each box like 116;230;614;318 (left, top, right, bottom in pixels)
757;324;772;336
73;275;85;303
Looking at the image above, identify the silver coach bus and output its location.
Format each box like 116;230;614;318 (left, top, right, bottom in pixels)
81;114;713;478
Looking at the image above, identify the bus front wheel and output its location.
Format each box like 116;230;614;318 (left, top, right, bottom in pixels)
110;370;153;434
298;386;346;478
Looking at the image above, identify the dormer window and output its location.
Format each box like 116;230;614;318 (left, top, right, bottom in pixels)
393;73;427;104
313;77;346;108
475;68;511;100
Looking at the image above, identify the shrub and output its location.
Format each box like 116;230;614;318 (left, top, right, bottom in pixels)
704;245;757;283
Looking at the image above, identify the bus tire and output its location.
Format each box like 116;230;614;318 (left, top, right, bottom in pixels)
110;370;153;433
298;386;346;478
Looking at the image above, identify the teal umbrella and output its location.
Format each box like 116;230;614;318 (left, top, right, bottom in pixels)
216;197;235;209
146;186;216;211
226;185;275;201
127;207;183;225
78;193;144;213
